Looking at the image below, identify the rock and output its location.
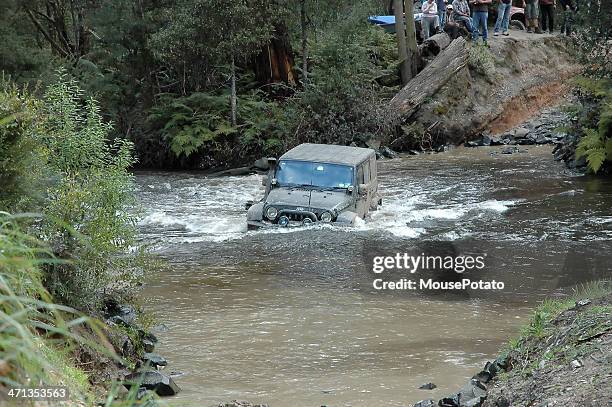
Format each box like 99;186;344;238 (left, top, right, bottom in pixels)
465;396;486;407
576;299;591;307
517;138;535;145
439;394;461;407
489;136;504;146
571;359;583;369
142;353;167;368
253;157;269;171
481;135;492;146
473;370;492;384
125;371;181;396
366;138;381;150
142;339;156;353
535;134;549;144
136;386;149;400
419;382;437;390
465;140;481;148
495;355;509;370
106;302;138;326
409;149;422;155
501;146;517;155
514;127;530;138
413;399;436;407
380;146;399;158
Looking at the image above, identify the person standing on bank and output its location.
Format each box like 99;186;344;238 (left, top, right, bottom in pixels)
524;0;543;33
559;0;576;35
539;0;555;33
493;0;512;36
422;0;439;39
437;0;447;30
470;0;492;46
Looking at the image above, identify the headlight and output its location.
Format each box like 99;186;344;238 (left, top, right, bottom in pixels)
265;206;278;220
320;211;333;222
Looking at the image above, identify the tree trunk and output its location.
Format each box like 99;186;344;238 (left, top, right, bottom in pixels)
418;32;452;57
404;0;419;77
394;0;410;85
230;55;237;126
390;37;468;119
300;0;308;82
253;23;297;87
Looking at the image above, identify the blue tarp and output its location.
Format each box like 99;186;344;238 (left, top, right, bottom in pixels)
367;14;422;25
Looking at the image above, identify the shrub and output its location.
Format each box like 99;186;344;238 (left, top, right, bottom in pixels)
37;71;141;311
572;78;612;173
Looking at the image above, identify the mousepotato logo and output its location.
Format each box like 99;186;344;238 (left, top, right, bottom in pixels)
362;241;504;293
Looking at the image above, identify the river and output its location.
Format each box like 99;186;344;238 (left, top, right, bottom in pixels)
135;145;611;406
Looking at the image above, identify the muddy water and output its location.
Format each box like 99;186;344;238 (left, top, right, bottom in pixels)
136;146;612;406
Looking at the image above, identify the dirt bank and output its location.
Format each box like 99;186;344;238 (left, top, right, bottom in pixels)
412;281;611;407
389;32;581;151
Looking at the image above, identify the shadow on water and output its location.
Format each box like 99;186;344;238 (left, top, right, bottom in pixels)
135;146;611;406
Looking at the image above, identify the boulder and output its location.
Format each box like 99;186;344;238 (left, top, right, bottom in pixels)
489;136;504;146
106;303;137;327
125;371;181;396
439;394;461;407
380;146;399;158
514;127;530;138
472;370;492;384
413;399;436;407
253;157;270;171
142;353;168;368
419;382;437;390
481;135;492;146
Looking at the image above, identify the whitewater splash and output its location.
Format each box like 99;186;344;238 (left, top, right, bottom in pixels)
136;170;521;245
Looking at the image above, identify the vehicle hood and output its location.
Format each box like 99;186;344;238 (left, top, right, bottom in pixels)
266;188;351;211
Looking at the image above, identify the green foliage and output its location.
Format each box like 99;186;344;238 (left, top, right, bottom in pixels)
287;20;397;146
148;90;290;160
573;78;612;173
37;71;141;311
0;82;46;211
468;45;496;80
0;213;150;405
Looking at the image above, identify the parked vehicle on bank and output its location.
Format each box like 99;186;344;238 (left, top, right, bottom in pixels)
246;143;381;230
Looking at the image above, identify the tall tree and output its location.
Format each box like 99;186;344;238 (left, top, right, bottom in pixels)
394;0;410;85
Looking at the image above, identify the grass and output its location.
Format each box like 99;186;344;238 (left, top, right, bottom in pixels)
498;279;611;379
0;213;150;405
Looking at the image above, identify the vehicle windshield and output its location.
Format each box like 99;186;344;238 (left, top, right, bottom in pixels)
275;160;353;189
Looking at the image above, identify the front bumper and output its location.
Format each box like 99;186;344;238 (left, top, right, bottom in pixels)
247;219;337;230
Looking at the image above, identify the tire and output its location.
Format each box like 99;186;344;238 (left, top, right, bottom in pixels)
510;20;526;30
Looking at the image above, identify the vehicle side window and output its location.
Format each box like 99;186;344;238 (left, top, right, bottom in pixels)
363;160;370;183
357;164;365;185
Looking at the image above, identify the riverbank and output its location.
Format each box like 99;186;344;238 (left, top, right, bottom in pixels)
412;280;612;407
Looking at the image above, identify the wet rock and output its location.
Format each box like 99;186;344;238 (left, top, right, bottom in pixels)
514;127;530;138
465;140;481;148
125;371;181;396
413;399;436;407
489;136;504;146
481;135;492;146
419;382;437;390
105;302;138;327
142;352;168;368
253;157;270;171
535;134;549;144
380;146;399;158
136;386;151;400
473;370;492;384
439;394;461;407
501;146;517;155
494;354;510;370
142;339;156;353
410;149;422;155
465;396;486;407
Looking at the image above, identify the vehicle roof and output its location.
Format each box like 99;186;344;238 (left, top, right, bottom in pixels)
279;143;375;166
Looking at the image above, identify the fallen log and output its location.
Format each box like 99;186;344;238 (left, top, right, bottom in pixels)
418;32;452;58
390;37;468;119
